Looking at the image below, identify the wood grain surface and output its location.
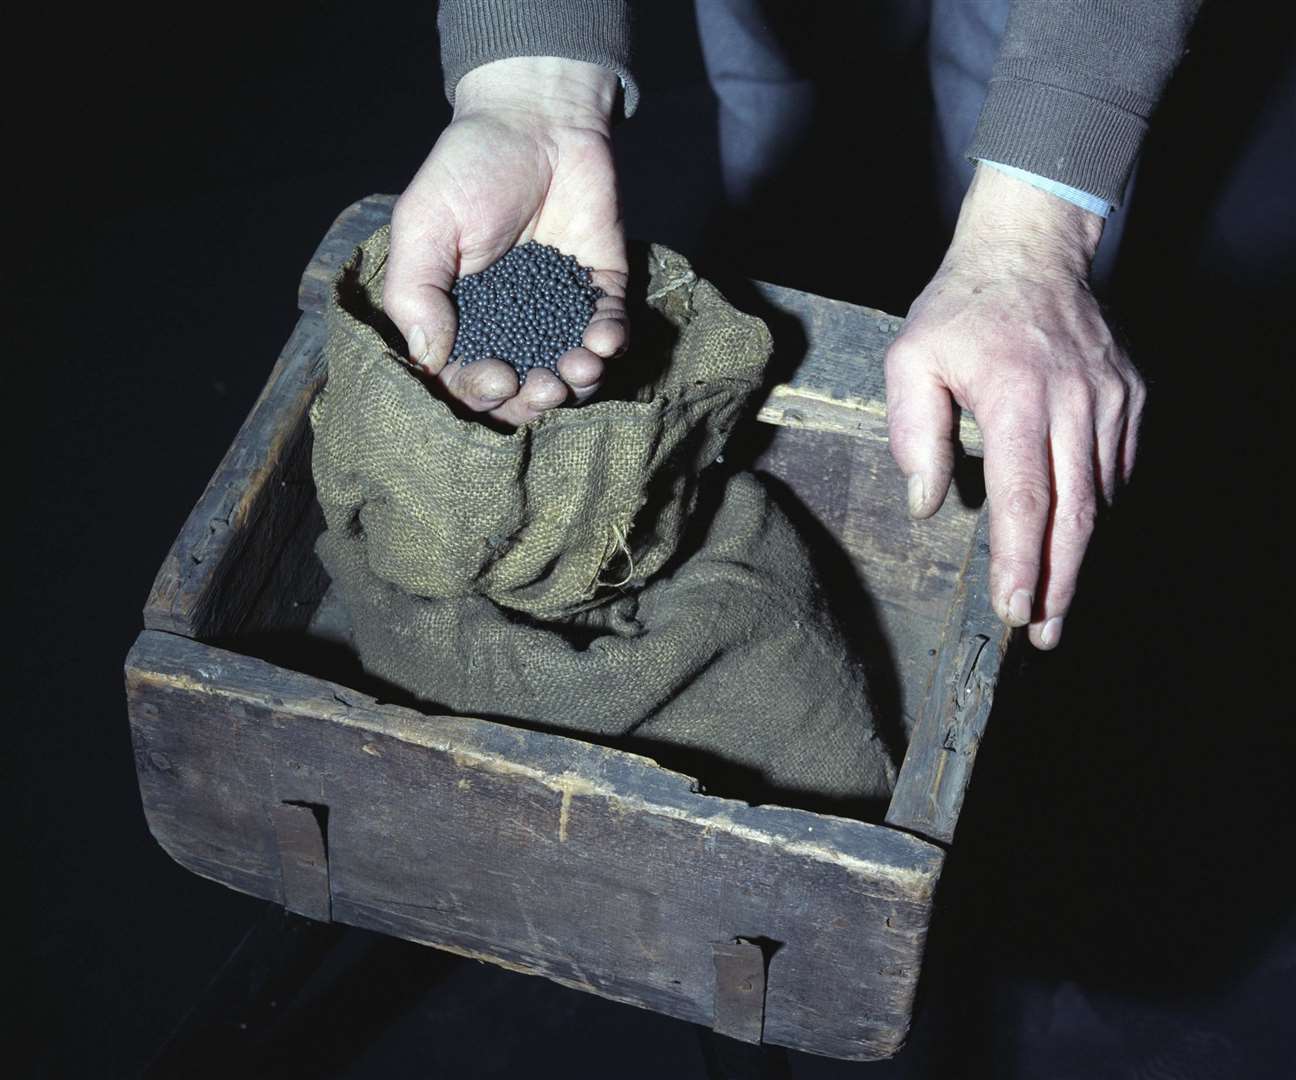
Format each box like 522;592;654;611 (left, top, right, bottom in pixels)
142;313;328;641
885;511;1015;844
127;630;945;1061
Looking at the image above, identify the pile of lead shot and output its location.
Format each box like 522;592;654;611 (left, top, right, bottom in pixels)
449;241;604;383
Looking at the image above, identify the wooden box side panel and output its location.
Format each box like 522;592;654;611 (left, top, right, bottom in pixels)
887;510;1015;844
143;313;328;641
126;630;944;1061
752;426;983;730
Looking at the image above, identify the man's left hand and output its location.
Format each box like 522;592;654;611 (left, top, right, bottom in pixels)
885;165;1145;650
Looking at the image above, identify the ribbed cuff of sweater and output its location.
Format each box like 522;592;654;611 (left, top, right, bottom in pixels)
438;0;639;118
967;70;1147;208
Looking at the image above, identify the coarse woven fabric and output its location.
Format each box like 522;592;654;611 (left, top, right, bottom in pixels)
312;227;771;622
310;228;897;807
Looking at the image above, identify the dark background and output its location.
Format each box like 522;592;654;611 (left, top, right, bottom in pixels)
17;1;1295;1076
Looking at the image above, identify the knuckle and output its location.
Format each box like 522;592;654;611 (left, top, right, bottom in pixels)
884;336;924;375
885;335;914;361
980;372;1048;422
886;408;927;446
1093;366;1126;403
1058;371;1098;412
1000;481;1051;522
1057;497;1098;539
989;549;1038;586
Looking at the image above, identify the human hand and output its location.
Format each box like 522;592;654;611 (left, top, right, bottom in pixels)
384;57;629;427
885;165;1145;650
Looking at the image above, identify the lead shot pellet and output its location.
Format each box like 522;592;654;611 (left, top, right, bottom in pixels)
449;241;604;383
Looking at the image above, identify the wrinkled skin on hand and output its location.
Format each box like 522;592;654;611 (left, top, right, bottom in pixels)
384;57;629;427
886;165;1145;650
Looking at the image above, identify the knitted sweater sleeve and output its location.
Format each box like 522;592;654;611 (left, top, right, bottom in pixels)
437;0;638;116
967;0;1203;206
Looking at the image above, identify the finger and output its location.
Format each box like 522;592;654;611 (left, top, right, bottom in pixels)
1121;376;1147;483
384;204;461;374
489;367;571;426
584;275;629;360
1028;417;1099;650
1094;398;1125;505
556;346;605;403
563;274;627;404
884;339;956;518
440;357;519;413
981;401;1051;628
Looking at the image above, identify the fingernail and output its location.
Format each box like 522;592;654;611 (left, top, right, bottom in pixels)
1008;589;1033;626
907;473;926;515
1040;617;1064;649
408;325;428;364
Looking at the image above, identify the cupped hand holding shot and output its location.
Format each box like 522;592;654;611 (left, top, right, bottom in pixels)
384;57;629;427
885;165;1145;650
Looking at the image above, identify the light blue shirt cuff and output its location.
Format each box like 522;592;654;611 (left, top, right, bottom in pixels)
976;159;1113;219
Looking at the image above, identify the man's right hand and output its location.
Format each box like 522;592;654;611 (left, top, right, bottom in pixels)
384;57;629;427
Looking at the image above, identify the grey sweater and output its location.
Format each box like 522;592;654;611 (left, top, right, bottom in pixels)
438;0;638;113
437;0;1202;206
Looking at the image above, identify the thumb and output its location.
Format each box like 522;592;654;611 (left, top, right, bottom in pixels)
382;210;460;374
885;339;956;518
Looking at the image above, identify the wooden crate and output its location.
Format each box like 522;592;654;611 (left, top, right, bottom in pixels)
125;195;1010;1062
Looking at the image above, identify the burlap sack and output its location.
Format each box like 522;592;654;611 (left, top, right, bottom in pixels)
311;227;897;809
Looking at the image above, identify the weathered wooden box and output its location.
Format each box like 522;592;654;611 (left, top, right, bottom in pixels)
125;196;1009;1062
